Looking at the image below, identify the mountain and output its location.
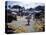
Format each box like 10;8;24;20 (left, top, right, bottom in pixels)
35;5;45;11
11;5;23;9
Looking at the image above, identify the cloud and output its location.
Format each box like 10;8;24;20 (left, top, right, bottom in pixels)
7;1;44;9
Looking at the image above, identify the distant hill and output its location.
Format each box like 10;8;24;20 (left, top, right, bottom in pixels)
35;5;45;11
11;5;23;9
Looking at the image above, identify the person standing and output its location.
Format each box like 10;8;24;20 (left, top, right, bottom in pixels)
26;15;31;25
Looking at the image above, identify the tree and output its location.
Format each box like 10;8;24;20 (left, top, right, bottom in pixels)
8;5;11;8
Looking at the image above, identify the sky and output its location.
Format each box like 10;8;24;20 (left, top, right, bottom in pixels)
7;1;44;9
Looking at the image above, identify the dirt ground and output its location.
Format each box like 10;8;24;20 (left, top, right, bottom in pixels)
7;16;45;33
